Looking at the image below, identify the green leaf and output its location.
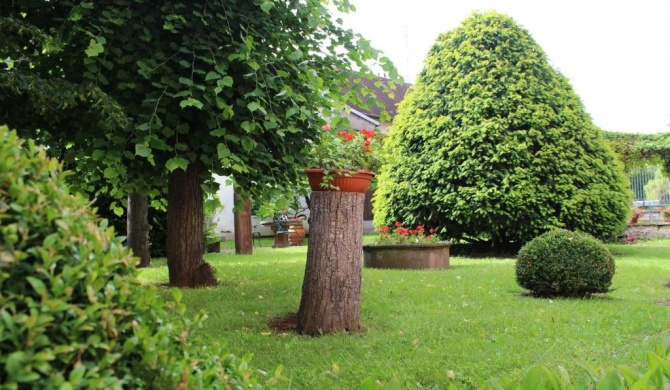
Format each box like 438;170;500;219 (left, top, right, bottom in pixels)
91;150;105;161
520;366;544;390
217;144;231;158
358;377;379;390
26;277;47;295
135;144;151;157
180;98;204;110
210;128;226;137
247;102;261;112
260;1;274;13
241;139;255;152
5;351;27;377
166;157;189;172
172;288;183;303
241;122;255;133
85;38;104;57
219;76;234;87
103;167;120;179
285;107;298;118
596;370;623;390
205;71;220;81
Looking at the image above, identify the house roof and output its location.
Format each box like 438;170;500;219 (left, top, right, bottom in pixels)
347;77;412;120
349;107;380;127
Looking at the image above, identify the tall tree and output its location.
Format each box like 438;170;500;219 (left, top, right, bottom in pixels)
374;11;630;246
0;2;158;266
2;1;397;287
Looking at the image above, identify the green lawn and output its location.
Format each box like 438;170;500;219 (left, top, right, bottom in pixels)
138;240;670;389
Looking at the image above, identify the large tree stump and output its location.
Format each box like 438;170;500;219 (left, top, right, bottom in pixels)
127;192;151;268
296;191;365;335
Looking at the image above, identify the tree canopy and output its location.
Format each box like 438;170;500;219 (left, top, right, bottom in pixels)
374;11;630;246
2;0;398;286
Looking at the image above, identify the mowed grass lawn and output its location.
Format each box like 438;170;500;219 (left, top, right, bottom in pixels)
138;239;670;389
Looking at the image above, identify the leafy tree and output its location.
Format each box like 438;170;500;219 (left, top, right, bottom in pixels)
2;1;396;286
374;11;630;246
0;1;157;266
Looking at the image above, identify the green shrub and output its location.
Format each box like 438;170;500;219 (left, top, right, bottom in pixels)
374;11;630;246
0;126;280;388
515;229;615;297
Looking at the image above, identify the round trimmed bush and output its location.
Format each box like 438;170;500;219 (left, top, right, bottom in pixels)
0;126;278;388
515;229;615;297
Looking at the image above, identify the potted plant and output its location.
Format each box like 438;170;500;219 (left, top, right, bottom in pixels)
304;124;381;193
661;207;670;222
362;222;452;270
629;206;645;224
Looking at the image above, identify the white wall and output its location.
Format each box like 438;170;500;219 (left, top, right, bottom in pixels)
213;176;236;240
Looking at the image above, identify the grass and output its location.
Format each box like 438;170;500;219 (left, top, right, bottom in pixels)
137;240;670;389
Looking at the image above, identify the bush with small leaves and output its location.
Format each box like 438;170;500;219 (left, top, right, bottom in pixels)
515;229;615;297
0;126;280;388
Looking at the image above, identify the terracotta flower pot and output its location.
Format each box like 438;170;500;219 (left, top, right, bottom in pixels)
288;218;306;246
304;168;374;193
362;242;452;270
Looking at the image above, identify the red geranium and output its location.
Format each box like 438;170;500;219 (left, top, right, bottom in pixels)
375;222;440;245
308;124;382;174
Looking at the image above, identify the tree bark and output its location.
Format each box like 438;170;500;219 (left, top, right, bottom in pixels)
166;161;217;287
127;192;151;268
234;187;253;254
296;191;365;335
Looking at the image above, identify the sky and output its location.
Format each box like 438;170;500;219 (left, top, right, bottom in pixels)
337;0;670;134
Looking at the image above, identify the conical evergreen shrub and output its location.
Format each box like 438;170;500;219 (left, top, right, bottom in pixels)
374;11;630;246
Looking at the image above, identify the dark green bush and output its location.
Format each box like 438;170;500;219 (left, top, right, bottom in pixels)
0;126;279;388
515;229;615;297
374;11;630;246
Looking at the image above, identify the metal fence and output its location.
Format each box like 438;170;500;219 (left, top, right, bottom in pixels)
628;165;669;223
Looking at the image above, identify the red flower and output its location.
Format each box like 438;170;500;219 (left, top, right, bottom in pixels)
322;124;331;131
337;131;354;142
360;129;375;139
429;228;436;234
395;221;402;227
379;226;391;234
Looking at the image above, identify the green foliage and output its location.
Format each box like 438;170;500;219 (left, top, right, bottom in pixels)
515;229;615;297
475;344;670;389
204;196;223;247
643;166;670;203
0;126;279;388
374;11;631;245
1;0;398;200
602;131;660;173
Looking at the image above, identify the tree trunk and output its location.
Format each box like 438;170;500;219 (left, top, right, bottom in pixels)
296;191;365;335
127;192;151;268
234;187;253;254
166;161;217;288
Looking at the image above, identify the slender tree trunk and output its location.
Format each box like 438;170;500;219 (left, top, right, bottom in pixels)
234;187;253;254
166;161;217;287
127;192;151;268
296;191;365;335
